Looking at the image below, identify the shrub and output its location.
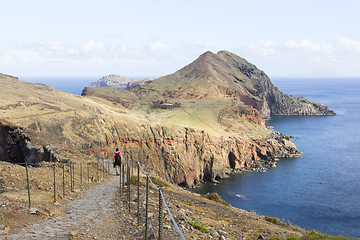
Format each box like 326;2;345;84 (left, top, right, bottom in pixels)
149;176;171;188
265;216;290;228
202;192;230;206
184;220;211;233
125;175;171;188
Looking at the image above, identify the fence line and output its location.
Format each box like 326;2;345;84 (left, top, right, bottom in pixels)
1;159;186;240
124;161;186;240
0;160;112;208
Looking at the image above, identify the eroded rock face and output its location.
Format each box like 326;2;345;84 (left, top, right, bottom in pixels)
19;112;299;187
0;121;28;164
79;120;300;187
0;121;56;165
130;129;301;187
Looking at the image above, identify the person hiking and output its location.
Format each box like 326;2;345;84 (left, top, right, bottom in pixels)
113;147;122;175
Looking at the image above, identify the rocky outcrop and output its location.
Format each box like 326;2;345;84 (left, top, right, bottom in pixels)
0;121;28;164
266;87;336;116
120;125;301;187
88;74;153;89
128;78;154;88
72;119;301;187
0;120;57;166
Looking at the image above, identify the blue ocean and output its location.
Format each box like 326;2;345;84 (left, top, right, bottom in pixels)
21;76;360;237
20;76;100;95
195;78;360;238
20;76;155;95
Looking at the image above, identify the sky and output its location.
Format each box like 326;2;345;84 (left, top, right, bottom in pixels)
1;0;360;78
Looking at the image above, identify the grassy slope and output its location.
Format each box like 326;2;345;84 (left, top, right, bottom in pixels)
83;85;271;139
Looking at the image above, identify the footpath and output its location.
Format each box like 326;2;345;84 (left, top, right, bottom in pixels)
3;172;120;240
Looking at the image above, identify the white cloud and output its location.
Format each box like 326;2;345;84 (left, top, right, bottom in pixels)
149;42;163;51
0;54;16;64
284;39;333;54
84;57;105;66
48;41;64;51
336;36;360;51
250;40;275;56
245;38;360;77
11;49;42;63
3;37;360;77
285;39;311;49
69;48;80;55
82;41;105;52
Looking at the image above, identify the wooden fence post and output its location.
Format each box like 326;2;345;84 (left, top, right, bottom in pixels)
80;163;82;187
53;164;56;202
25;162;31;209
119;164;122;196
137;163;140;225
158;188;163;240
128;163;130;213
70;163;73;192
62;164;65;198
145;175;149;240
72;163;75;190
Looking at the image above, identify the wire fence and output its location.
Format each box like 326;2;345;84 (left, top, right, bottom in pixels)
0;160;112;209
118;160;186;240
1;159;186;240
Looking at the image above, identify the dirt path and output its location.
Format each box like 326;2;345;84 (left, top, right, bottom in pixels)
4;172;119;240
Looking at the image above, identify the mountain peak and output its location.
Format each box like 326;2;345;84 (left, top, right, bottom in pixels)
143;50;335;117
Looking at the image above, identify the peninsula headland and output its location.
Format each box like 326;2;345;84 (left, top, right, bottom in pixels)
1;50;335;188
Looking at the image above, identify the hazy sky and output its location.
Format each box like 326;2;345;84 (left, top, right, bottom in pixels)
1;0;360;78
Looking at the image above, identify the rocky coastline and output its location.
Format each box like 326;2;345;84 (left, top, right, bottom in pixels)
0;117;302;188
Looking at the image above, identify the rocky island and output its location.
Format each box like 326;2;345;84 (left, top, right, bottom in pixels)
88;74;153;89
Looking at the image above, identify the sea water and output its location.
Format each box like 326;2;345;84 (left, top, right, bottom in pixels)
20;76;154;95
195;78;360;238
20;76;100;95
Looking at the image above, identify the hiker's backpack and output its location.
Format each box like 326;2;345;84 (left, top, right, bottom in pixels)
115;152;121;163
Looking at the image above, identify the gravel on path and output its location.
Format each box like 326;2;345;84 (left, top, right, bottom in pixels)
4;170;119;240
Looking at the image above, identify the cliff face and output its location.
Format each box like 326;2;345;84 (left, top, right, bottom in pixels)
109;122;300;187
266;89;336;116
216;51;336;117
21;114;299;187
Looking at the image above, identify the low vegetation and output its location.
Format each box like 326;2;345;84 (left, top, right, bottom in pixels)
149;176;171;188
201;192;230;206
265;216;291;228
183;220;211;233
269;230;359;240
126;175;171;188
